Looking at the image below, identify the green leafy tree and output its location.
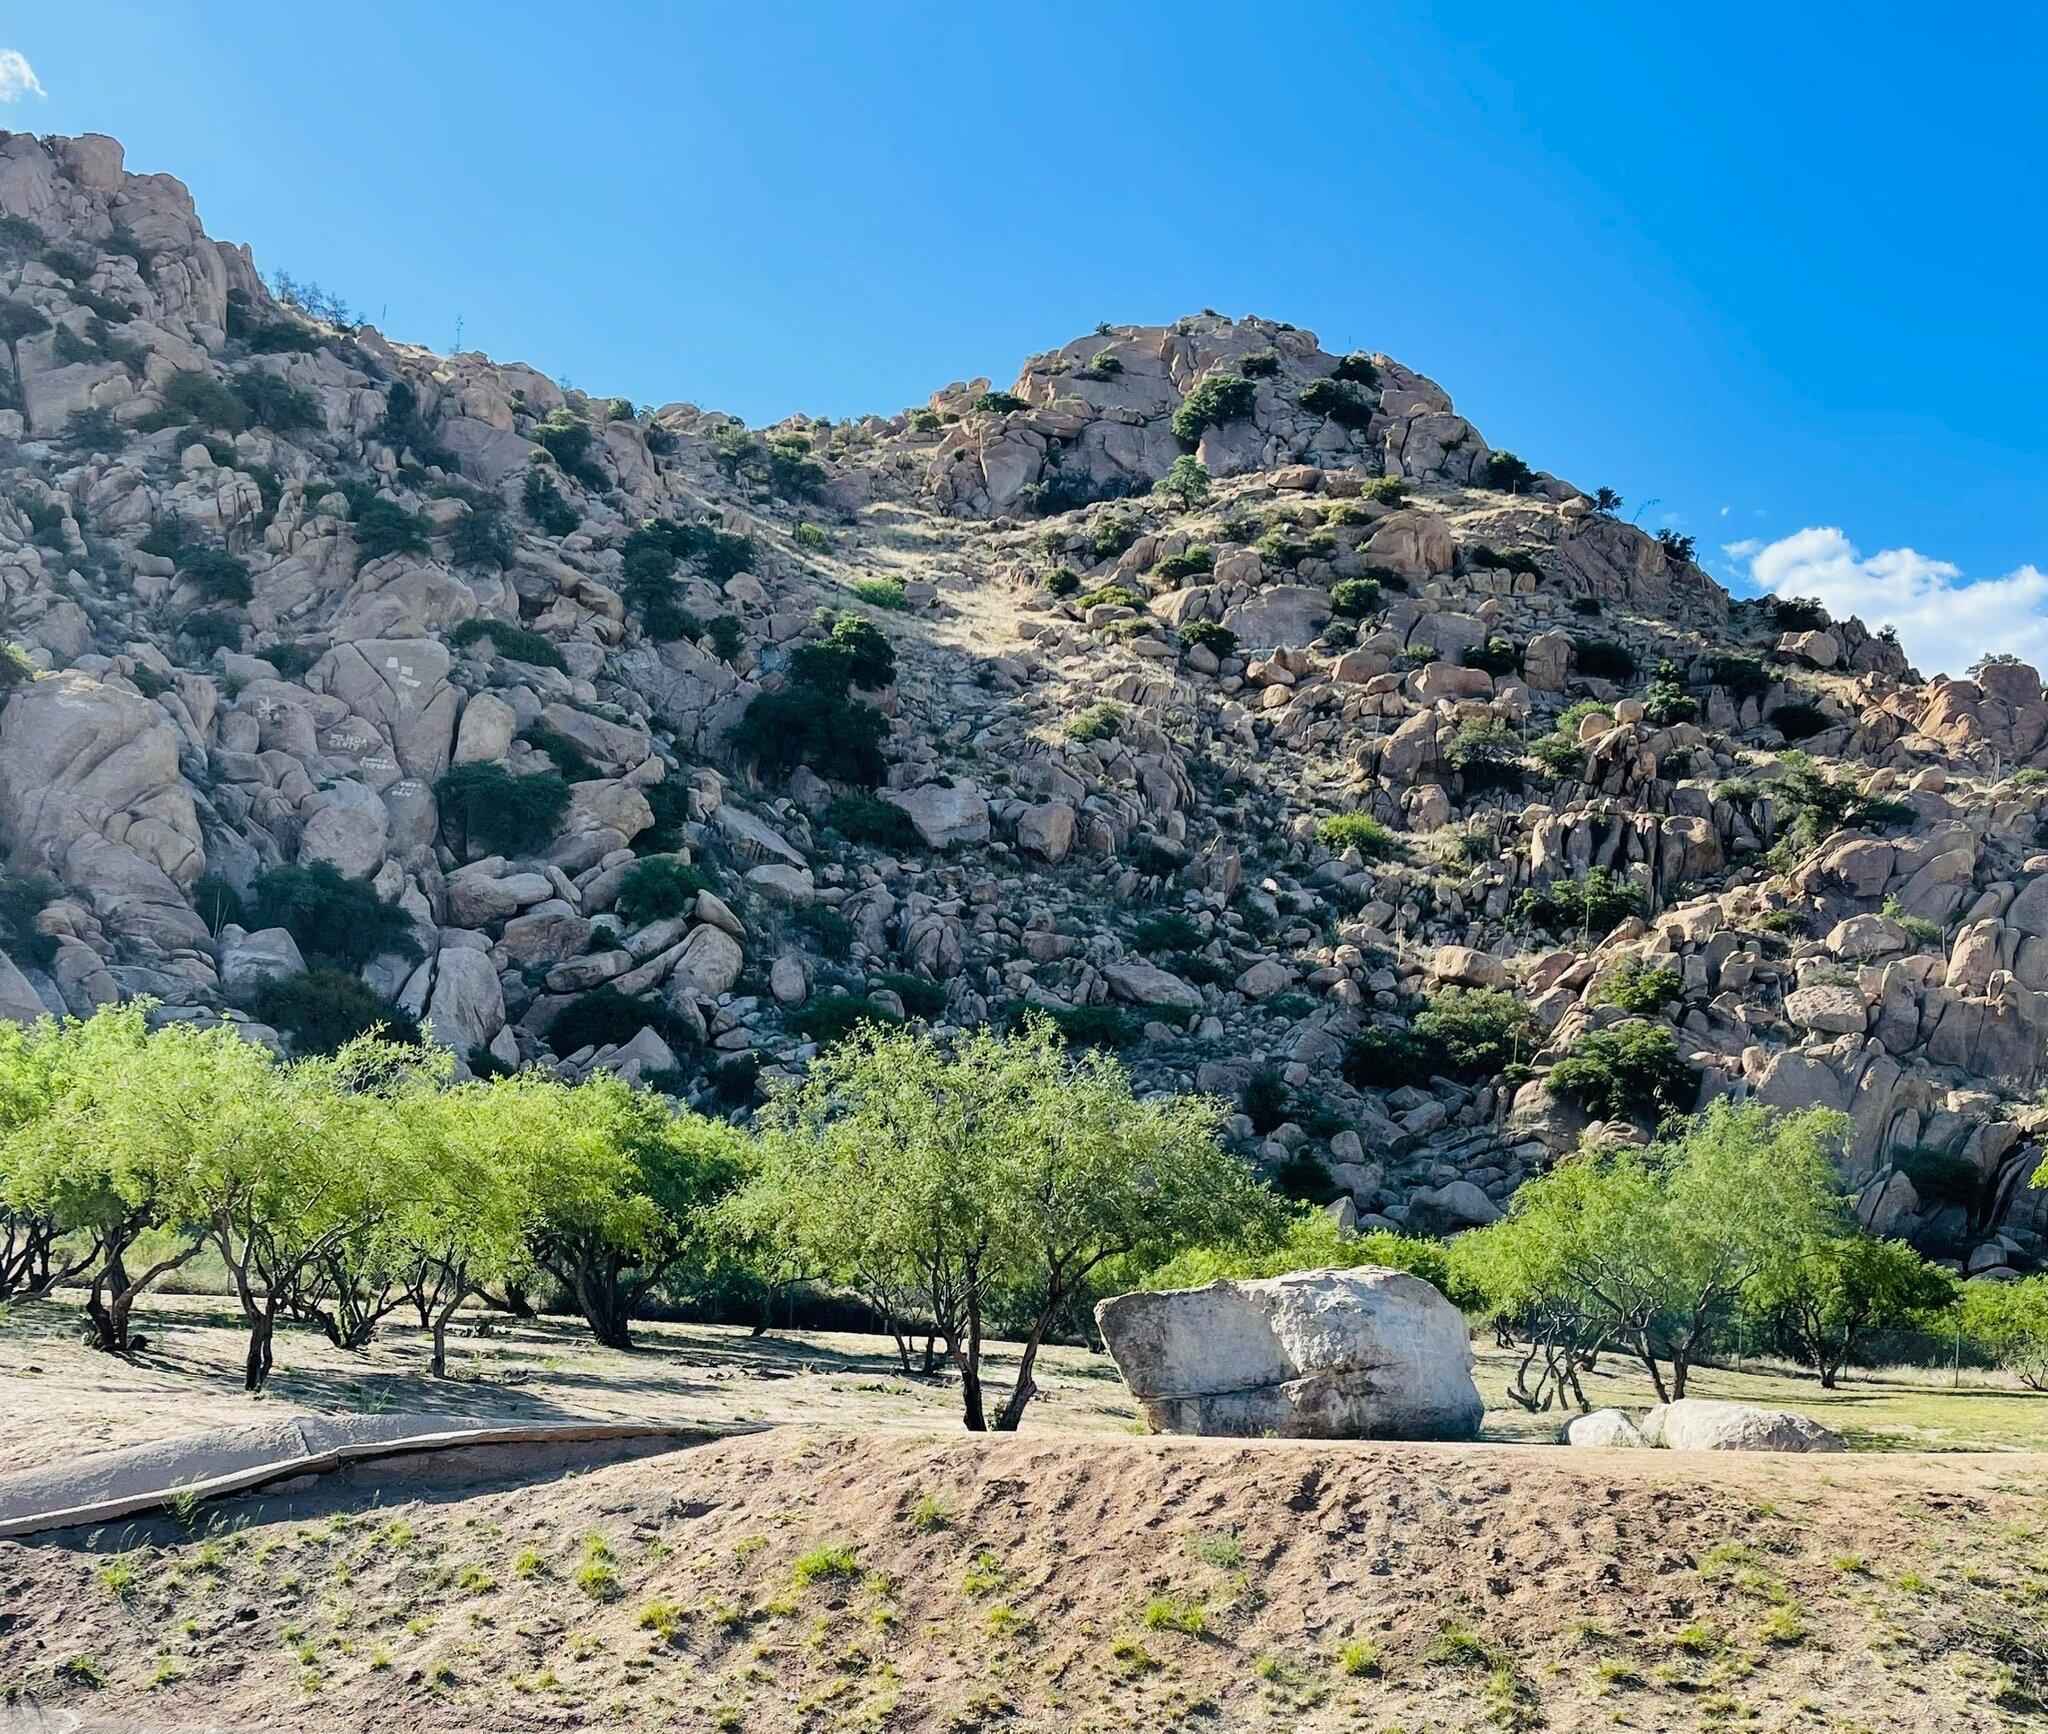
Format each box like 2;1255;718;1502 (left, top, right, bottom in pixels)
1546;1020;1695;1123
249;863;419;970
391;1071;546;1375
1169;374;1255;444
525;1074;749;1349
177;1032;385;1390
1152;455;1211;509
2;1006;207;1350
433;763;572;857
1745;1235;1955;1387
729;1021;1268;1431
1451;1102;1850;1402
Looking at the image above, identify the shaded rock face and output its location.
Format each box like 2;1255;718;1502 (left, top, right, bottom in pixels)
1638;1400;1844;1453
1094;1268;1483;1441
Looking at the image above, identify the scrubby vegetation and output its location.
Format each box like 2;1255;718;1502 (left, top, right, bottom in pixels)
1169;374;1256;443
434;763;573;857
248;863;418;971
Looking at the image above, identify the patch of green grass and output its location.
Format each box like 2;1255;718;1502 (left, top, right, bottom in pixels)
1593;1657;1643;1687
574;1534;620;1602
848;577;909;611
1758;1603;1812;1645
638;1596;689;1641
961;1549;1010;1598
1191;1528;1245;1570
96;1557;138;1601
147;1655;185;1689
512;1545;547;1579
904;1494;951;1533
1669;1622;1725;1656
1483;1658;1539;1729
55;1654;107;1688
1423;1622;1493;1668
1336;1638;1382;1677
790;1544;860;1590
1141;1591;1207;1636
1109;1633;1161;1676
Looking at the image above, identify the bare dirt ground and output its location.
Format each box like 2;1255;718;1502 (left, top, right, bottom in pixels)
4;1427;2048;1731
7;1295;2048;1729
0;1295;1142;1478
6;1293;2045;1478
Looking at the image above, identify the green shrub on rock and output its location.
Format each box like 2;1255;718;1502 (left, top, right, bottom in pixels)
434;763;573;857
1169;374;1256;444
1515;866;1644;938
253;968;420;1055
788;991;904;1046
448;617;567;672
1547;1020;1695;1123
615;856;709;925
1315;813;1394;857
1330;578;1383;618
1598;957;1683;1014
249;863;419;971
824;792;921;850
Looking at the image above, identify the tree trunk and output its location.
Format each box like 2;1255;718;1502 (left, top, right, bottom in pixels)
1639;1339;1671;1405
428;1262;468;1378
244;1314;275;1392
86;1244;136;1352
575;1272;634;1350
955;1299;987;1432
992;1322;1050;1432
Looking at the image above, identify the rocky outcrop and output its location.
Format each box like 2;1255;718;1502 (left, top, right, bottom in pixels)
0;124;2044;1273
1094;1268;1484;1440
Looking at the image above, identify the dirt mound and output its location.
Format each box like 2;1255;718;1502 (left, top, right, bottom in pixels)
4;1427;2045;1729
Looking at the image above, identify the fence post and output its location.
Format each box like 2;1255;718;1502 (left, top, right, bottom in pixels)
1954;1324;1962;1390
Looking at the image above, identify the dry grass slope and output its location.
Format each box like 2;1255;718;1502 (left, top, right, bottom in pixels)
6;1429;2048;1731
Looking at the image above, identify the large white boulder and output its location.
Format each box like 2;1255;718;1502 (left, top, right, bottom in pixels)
1094;1267;1483;1440
1639;1399;1844;1453
1562;1408;1647;1448
885;781;990;849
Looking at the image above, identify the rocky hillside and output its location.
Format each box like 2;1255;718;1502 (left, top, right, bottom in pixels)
3;128;2047;1275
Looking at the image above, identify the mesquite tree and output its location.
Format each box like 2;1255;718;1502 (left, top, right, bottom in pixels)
526;1072;749;1350
1452;1101;1851;1402
732;1019;1267;1432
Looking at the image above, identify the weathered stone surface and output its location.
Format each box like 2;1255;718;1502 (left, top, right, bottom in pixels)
1562;1409;1647;1448
1094;1268;1484;1440
1016;801;1076;864
298;780;389;879
0;949;50;1024
1104;958;1203;1012
673;924;744;1000
884;782;990;849
216;926;306;993
400;944;506;1057
1639;1400;1845;1453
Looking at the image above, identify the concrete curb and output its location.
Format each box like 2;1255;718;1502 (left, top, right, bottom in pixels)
0;1417;747;1539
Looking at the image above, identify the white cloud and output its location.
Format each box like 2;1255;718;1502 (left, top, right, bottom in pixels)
0;50;44;103
1730;525;2048;677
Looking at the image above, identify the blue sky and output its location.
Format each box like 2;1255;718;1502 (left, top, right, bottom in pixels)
8;4;2046;672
